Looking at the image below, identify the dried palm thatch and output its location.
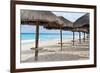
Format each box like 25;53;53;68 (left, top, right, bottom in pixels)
59;16;73;27
21;9;62;27
44;16;73;30
73;13;89;33
72;28;88;33
74;13;89;28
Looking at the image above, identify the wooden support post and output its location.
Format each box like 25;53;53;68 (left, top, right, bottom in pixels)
79;32;81;44
35;21;39;61
73;31;75;46
86;33;89;39
84;32;85;42
60;27;63;51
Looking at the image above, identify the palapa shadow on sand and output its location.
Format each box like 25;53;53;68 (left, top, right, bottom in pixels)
21;47;89;63
21;52;88;63
21;39;89;63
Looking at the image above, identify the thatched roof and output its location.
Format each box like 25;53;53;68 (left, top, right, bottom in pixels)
72;28;88;33
44;16;73;30
21;10;62;26
58;16;73;28
74;13;89;28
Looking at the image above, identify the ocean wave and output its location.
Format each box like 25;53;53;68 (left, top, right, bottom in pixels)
21;39;35;43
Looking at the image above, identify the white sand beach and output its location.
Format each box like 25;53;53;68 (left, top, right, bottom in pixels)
21;38;89;62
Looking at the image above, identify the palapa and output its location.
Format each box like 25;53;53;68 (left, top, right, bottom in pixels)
73;13;90;43
21;10;63;61
74;13;89;28
44;16;75;47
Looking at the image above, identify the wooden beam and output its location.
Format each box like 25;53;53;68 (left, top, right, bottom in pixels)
60;27;63;51
73;31;75;45
35;21;39;61
84;32;85;42
79;32;81;44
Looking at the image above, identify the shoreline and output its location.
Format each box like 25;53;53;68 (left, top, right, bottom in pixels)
21;37;80;43
21;37;88;50
21;38;73;50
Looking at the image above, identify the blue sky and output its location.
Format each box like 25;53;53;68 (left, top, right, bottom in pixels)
21;11;86;33
52;11;86;22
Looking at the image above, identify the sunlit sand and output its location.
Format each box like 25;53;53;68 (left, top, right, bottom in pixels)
21;38;89;63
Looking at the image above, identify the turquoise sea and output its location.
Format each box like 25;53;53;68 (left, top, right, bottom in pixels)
21;33;82;41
